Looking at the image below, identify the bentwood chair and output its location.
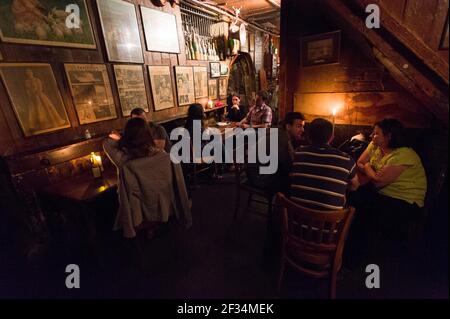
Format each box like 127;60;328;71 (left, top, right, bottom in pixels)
275;193;356;299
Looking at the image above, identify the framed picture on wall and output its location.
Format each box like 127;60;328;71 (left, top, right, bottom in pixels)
113;65;149;116
219;77;228;99
0;0;96;49
64;64;117;125
0;63;71;136
208;79;217;100
220;63;229;76
193;66;208;98
174;66;195;106
148;65;175;111
140;6;180;53
210;62;220;78
300;31;341;67
97;0;144;63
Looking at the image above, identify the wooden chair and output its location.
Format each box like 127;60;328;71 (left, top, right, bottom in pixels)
276;193;356;299
233;162;275;221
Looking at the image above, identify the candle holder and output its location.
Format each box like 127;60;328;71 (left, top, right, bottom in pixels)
90;152;103;178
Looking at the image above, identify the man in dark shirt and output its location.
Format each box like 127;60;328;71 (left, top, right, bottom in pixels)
130;108;172;153
291;118;359;210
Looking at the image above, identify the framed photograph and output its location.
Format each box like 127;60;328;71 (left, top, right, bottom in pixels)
140;6;180;53
174;66;195;106
219;77;228;98
64;64;117;125
439;14;449;50
148;65;175;111
210;62;220;78
0;0;96;49
300;31;341;67
0;63;70;136
208;79;217;100
193;66;208;99
97;0;144;63
220;63;229;76
113;65;149;116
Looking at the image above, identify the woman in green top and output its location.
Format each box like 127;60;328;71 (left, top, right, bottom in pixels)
345;119;427;269
357;118;427;208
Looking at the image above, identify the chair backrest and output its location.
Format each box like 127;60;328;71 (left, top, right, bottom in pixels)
276;193;356;275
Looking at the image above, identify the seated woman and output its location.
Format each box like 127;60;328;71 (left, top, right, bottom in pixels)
349;119;427;257
226;94;247;122
103;118;191;238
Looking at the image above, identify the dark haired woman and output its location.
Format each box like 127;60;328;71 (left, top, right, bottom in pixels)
346;118;427;271
357;118;427;207
103;117;191;238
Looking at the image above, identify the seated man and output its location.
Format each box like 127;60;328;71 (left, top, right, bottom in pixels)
236;90;272;128
130;108;172;153
290;118;359;210
245;112;306;195
109;108;172;153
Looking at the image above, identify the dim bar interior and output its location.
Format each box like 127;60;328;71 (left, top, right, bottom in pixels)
0;0;448;303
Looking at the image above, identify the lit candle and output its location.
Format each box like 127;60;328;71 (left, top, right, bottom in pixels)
90;152;103;178
207;100;214;109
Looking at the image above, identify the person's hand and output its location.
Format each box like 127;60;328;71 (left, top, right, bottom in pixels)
109;131;121;141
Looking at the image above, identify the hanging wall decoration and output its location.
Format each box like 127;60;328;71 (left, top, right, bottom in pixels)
174;66;195;106
113;65;149;116
193;66;208;99
140;6;180;53
0;63;71;136
148;65;175;111
64;64;117;124
0;0;96;49
97;0;144;63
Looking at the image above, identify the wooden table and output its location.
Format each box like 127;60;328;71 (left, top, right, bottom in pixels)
40;168;118;267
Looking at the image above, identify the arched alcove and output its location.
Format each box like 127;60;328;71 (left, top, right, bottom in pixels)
227;53;257;107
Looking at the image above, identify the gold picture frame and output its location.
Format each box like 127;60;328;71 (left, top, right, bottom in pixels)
148;65;176;111
0;0;96;49
174;66;195;106
0;63;71;136
219;77;228;99
64;64;117;125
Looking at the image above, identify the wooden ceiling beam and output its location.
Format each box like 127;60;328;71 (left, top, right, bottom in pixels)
356;0;449;85
325;0;448;126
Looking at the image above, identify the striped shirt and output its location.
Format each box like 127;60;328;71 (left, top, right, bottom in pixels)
290;144;356;211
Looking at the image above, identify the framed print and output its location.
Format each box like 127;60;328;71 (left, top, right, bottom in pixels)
219;77;228;98
64;64;117;125
148;65;175;111
97;0;144;63
301;31;340;67
208;79;217;100
140;6;180;53
0;63;70;136
193;66;208;98
113;65;149;116
220;63;229;76
210;62;220;78
174;66;195;106
0;0;96;49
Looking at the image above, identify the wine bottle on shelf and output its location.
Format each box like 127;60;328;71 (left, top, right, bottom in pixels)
192;33;199;60
189;36;195;60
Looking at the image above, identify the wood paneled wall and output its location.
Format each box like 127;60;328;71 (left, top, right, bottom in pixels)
278;0;436;128
0;0;228;157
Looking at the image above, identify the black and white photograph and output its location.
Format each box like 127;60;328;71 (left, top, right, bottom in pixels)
148;65;175;110
113;65;149;116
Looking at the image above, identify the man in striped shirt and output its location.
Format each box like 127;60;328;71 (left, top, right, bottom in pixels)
290;118;359;210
